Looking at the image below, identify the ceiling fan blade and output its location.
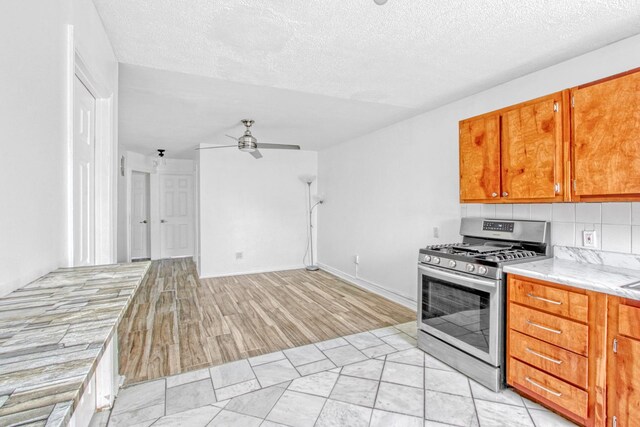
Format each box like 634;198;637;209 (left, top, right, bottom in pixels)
256;143;301;150
249;150;263;159
195;145;237;150
225;134;239;141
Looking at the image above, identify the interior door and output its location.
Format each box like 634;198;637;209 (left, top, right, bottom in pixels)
501;93;563;200
130;171;150;260
572;70;640;197
73;76;96;266
160;174;194;258
459;115;501;202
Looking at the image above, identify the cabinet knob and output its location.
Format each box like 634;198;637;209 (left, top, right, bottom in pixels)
502;192;509;197
491;192;498;198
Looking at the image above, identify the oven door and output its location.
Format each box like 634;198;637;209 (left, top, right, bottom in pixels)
418;264;501;366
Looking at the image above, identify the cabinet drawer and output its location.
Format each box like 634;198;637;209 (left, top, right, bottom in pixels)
510;278;588;322
619;303;640;341
509;358;588;419
509;304;588;355
509;330;588;389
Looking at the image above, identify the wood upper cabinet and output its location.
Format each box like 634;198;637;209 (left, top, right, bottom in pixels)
459;115;501;201
607;297;640;427
501;93;565;201
572;69;640;201
459;92;568;203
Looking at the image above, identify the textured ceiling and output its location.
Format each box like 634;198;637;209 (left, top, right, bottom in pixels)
94;0;640;154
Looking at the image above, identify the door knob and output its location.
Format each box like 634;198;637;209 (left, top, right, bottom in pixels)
161;219;167;223
140;220;148;224
502;192;509;197
491;192;498;198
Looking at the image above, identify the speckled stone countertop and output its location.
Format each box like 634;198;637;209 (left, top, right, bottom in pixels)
504;246;640;300
0;262;150;427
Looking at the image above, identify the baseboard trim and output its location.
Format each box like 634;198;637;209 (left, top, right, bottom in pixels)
318;263;417;311
200;264;306;279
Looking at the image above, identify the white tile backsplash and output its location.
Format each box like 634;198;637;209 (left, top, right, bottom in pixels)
481;204;496;219
530;204;552;221
633;226;640;255
601;224;632;252
495;204;513;219
601;203;632;225
632;203;640;225
512;205;531;220
552;203;575;222
461;202;637;255
551;222;575;247
575;203;601;224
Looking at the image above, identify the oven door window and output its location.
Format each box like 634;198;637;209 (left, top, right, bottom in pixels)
422;275;491;353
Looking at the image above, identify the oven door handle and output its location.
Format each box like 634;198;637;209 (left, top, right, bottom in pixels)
418;264;497;292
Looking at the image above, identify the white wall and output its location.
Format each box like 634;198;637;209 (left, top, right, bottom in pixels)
0;0;117;296
199;148;318;277
318;34;640;309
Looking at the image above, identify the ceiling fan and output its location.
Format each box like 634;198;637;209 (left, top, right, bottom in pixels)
197;119;301;159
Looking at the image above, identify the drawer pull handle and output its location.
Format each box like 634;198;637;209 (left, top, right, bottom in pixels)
527;320;562;334
525;347;563;364
527;293;562;305
525;377;562;397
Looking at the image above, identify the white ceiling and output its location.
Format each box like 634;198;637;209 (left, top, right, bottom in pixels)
94;0;640;156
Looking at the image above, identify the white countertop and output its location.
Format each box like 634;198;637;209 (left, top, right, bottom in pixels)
504;246;640;300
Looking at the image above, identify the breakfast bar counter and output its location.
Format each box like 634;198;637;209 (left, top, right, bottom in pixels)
0;261;150;426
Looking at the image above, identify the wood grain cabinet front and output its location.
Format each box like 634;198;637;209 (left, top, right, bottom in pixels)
607;297;640;427
459;92;568;204
571;68;640;201
506;275;608;427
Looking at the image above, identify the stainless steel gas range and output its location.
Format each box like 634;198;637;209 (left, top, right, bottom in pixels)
417;217;550;392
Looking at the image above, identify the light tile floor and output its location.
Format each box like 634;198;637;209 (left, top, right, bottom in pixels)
94;323;577;427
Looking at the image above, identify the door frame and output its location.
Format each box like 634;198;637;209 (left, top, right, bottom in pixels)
124;165;154;263
130;171;151;260
66;25;116;266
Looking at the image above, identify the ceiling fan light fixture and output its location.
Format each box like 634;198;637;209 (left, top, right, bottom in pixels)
238;134;257;152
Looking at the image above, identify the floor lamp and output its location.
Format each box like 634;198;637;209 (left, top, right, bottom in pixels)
304;177;323;271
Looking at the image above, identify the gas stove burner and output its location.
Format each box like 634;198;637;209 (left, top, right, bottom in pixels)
482;250;538;262
426;243;465;250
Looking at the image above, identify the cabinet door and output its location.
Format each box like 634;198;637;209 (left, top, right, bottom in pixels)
572;69;640;199
501;93;564;201
459;115;501;202
609;336;640;426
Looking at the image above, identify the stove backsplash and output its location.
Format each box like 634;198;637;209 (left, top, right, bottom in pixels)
461;202;640;255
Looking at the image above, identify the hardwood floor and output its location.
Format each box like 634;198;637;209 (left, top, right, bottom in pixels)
118;258;415;384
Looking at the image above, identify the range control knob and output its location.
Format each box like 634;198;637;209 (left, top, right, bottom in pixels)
448;260;457;268
466;264;475;273
423;255;431;263
432;256;441;264
478;266;488;275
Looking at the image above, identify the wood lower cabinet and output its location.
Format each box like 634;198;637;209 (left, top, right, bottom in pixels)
606;297;640;427
507;275;607;426
571;68;640;201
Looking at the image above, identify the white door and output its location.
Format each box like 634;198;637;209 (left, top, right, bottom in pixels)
130;172;150;260
160;174;194;258
73;76;96;266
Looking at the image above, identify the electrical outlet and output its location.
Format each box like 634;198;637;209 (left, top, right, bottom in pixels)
582;230;597;248
354;255;360;265
433;227;440;238
235;252;243;260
